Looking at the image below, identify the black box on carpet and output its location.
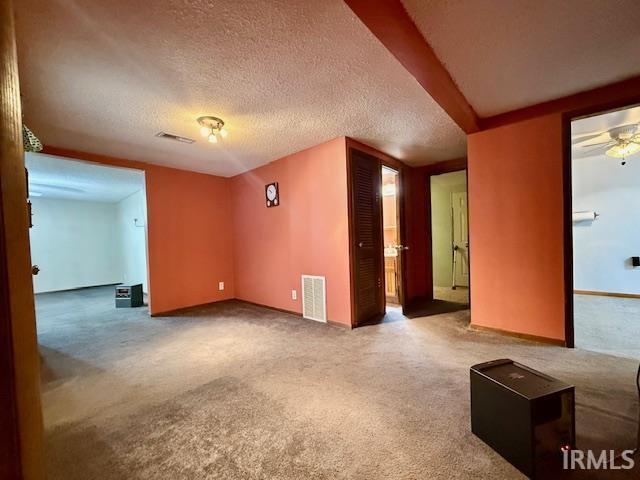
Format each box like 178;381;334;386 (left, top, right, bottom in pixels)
115;283;143;308
470;359;575;479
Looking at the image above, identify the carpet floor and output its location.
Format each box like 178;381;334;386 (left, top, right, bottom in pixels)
36;286;639;479
574;294;640;360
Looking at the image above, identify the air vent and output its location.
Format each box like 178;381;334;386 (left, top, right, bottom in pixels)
301;275;326;323
155;132;195;144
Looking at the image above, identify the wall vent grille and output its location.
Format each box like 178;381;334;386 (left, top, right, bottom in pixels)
301;275;326;323
155;132;195;144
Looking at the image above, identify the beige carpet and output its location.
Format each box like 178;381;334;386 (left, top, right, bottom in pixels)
574;294;640;360
434;286;469;304
36;287;638;479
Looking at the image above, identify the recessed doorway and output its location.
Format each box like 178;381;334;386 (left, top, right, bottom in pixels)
570;104;640;360
382;166;403;307
430;170;469;306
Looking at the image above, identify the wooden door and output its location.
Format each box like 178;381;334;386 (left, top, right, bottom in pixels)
452;191;469;287
348;149;384;326
0;0;46;477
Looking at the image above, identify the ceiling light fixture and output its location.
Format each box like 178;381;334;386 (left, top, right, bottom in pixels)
197;116;228;144
606;142;640;159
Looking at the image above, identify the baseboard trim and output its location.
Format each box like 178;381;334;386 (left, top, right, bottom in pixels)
35;282;120;295
239;300;352;329
151;297;353;329
327;319;353;330
151;298;235;317
469;324;566;347
236;299;301;317
574;290;640;299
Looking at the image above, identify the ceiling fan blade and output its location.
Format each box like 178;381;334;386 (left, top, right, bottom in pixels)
571;133;604;145
584;143;613;153
581;140;613;148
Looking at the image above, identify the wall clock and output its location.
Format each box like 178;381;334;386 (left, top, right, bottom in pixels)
265;182;279;207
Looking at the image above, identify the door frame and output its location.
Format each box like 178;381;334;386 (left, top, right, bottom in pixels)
0;0;46;476
422;158;469;306
561;98;640;349
346;138;408;326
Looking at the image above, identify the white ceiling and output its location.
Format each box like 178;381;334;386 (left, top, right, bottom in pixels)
572;105;640;160
15;0;466;178
401;0;640;117
26;153;144;203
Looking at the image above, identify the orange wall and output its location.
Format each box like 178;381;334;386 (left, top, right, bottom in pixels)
41;148;235;315
467;114;566;341
230;138;352;326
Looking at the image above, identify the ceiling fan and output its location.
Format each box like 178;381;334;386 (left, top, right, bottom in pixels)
579;123;640;165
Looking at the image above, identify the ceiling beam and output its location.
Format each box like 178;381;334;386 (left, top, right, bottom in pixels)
344;0;480;134
480;75;640;130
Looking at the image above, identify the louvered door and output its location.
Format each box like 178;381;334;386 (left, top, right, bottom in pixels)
349;149;384;326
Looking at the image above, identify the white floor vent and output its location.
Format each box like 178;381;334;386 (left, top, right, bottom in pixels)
301;275;327;323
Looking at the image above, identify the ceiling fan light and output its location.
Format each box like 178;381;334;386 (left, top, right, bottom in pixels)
606;142;640;159
219;127;228;138
208;133;218;143
200;126;211;137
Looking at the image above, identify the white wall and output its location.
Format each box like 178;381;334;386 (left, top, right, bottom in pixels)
30;198;122;293
116;190;148;292
431;180;466;287
573;155;640;294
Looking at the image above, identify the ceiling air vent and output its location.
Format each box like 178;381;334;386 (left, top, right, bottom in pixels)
301;275;327;323
155;132;195;144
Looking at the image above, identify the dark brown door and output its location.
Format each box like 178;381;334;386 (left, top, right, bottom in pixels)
348;149;384;326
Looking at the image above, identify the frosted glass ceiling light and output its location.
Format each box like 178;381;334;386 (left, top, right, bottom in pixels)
197;116;227;144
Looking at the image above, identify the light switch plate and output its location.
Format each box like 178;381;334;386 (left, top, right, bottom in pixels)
292;289;297;300
218;282;224;291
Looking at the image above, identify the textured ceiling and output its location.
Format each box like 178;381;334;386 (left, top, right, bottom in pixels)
401;0;640;117
572;105;640;160
15;0;466;177
26;153;144;202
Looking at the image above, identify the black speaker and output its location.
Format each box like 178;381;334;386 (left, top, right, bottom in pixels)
115;283;144;308
632;256;640;267
471;359;575;479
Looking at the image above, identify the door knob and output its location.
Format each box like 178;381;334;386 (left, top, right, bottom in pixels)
358;242;364;248
32;265;40;275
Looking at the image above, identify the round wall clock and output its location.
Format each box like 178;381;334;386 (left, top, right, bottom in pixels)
265;182;279;207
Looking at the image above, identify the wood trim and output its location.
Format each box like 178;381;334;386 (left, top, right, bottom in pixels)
469;324;566;347
234;299;301;317
562;115;575;349
480;75;640;130
422;157;467;175
150;298;236;316
0;0;45;476
346;146;357;328
345;138;407;172
574;290;640;299
345;140;409;323
343;0;480;134
422;161;470;314
153;297;354;329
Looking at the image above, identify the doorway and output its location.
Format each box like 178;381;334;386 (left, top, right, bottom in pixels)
27;152;150;350
430;170;469;305
570;104;640;360
347;147;409;326
382;166;403;307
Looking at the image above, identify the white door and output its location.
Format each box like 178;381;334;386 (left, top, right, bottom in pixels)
451;191;469;287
